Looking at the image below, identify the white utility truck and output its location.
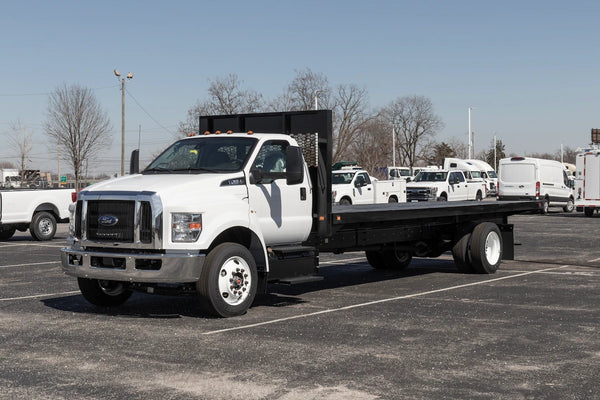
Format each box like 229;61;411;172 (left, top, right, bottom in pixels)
0;188;76;240
61;111;538;317
575;144;600;217
466;159;498;196
332;169;406;205
406;169;485;202
497;156;574;214
387;166;411;181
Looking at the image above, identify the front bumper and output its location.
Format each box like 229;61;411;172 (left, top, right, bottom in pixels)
61;247;204;283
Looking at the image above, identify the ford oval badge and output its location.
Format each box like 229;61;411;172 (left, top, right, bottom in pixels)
98;215;119;227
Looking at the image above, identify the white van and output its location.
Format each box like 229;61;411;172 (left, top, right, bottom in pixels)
497;157;574;214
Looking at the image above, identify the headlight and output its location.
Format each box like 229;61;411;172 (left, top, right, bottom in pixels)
68;203;77;237
171;213;202;242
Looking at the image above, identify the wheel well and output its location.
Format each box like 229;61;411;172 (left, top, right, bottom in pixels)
340;196;352;204
33;203;60;221
389;195;398;201
439;192;447;199
208;227;266;274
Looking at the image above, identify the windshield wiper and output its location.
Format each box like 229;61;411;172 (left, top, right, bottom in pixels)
143;166;173;174
171;167;218;173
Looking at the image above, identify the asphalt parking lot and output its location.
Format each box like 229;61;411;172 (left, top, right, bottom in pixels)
1;211;599;399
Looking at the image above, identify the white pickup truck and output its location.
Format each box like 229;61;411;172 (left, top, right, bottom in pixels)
406;169;486;201
0;188;76;240
332;169;406;205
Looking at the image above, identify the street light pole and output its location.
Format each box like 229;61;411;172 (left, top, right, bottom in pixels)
114;69;133;176
314;89;325;110
468;107;473;159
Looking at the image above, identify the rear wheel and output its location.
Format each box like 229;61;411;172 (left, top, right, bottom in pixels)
475;191;483;201
469;223;503;274
0;226;16;241
365;251;386;269
30;211;57;241
197;243;258;317
541;198;549;214
77;278;133;307
452;232;474;273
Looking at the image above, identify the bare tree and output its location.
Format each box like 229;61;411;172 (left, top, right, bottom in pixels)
381;96;444;170
332;84;372;163
177;74;264;137
9;119;33;178
351;117;392;178
271;68;331;112
44;83;112;190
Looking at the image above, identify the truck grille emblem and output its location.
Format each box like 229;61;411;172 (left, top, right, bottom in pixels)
98;215;119;227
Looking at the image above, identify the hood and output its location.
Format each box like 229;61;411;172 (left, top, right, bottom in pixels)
82;173;245;202
406;181;440;188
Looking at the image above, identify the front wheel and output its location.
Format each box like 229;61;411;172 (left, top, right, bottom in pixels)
563;198;574;213
77;278;133;307
30;211;57;241
197;243;258;317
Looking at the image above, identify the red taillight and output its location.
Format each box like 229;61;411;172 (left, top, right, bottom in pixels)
535;181;540;197
71;192;77;202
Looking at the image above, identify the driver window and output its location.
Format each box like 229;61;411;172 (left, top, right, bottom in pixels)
253;141;288;173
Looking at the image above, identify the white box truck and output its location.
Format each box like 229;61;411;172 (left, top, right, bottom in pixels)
574;145;600;217
497;157;574;214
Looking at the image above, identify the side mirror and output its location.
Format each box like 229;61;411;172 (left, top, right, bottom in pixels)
130;149;140;174
286;146;304;185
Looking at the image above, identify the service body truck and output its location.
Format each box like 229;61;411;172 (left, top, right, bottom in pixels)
497;156;574;214
332;169;406;205
466;159;498;196
406;169;485;202
61;111;538;317
574;145;600;217
0;188;76;240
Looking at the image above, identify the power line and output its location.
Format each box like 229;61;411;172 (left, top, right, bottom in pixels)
125;87;175;136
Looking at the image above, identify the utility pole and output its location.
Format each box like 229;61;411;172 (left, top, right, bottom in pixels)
114;69;133;176
468;107;473;159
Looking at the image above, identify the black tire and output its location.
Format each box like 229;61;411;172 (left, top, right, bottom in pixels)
438;194;447;201
382;247;412;270
584;207;595;217
29;211;57;241
563;198;574;213
541;198;549;215
77;278;132;307
365;250;386;269
475;191;483;201
0;226;16;241
388;196;398;203
339;197;352;206
469;223;503;274
452;232;475;273
197;243;258;317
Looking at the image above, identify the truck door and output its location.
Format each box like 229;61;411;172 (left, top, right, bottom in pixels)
448;171;468;200
352;172;373;204
247;140;312;245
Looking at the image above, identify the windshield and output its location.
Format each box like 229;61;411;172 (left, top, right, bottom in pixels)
413;171;448;182
487;171;498;179
332;172;356;184
144;137;257;174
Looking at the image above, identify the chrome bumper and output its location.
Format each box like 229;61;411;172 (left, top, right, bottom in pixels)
61;247;204;283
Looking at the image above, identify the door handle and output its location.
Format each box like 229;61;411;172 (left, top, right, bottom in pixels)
300;187;307;201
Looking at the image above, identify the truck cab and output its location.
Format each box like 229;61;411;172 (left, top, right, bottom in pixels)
332;169;374;205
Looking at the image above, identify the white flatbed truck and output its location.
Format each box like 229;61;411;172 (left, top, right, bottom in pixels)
61;111;538;317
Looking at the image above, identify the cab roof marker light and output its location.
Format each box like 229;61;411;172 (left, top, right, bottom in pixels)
247;131;254;135
204;131;211;135
188;132;195;137
227;130;233;134
215;130;222;134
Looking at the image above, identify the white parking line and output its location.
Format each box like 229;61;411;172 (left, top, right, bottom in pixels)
0;261;60;269
588;257;600;263
319;257;367;265
202;265;571;336
0;243;65;249
0;291;80;302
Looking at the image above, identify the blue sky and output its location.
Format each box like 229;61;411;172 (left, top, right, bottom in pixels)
1;0;598;175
